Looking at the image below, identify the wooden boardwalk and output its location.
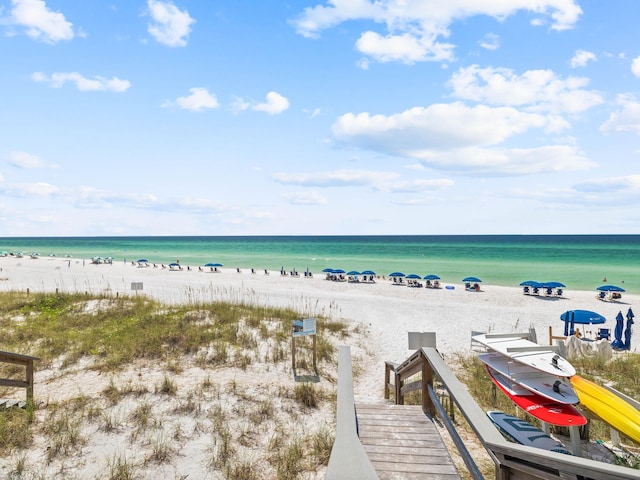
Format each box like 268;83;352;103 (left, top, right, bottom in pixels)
356;403;461;480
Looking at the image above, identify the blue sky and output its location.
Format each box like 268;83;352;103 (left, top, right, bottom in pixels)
1;0;639;236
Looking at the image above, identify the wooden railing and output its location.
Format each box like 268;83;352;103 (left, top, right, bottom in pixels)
0;350;40;403
384;334;640;480
325;346;379;479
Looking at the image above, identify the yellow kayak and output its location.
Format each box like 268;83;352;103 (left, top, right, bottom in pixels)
570;375;640;444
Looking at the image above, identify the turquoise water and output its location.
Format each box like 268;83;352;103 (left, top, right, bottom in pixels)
0;235;638;292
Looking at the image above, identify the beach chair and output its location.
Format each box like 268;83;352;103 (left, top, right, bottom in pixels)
597;328;611;341
523;286;530;295
597;291;606;300
556;288;563;296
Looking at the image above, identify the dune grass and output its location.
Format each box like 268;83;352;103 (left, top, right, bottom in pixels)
0;290;354;479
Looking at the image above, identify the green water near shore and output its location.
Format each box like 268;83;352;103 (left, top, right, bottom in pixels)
1;235;638;292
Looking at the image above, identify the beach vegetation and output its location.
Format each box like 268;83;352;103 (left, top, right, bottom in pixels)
0;290;352;479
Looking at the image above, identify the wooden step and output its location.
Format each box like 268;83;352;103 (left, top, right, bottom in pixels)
356;403;461;480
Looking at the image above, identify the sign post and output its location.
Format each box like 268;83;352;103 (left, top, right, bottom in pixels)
292;317;317;372
131;282;143;295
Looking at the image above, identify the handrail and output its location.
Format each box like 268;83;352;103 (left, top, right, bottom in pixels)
0;349;40;402
325;346;379;479
386;336;640;480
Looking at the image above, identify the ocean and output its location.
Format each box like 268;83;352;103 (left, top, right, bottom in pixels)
0;235;638;292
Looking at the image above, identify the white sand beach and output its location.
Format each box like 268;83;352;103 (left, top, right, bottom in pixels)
0;255;637;478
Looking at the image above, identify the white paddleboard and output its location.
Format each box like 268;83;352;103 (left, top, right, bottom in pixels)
479;352;578;404
487;411;571;455
472;333;576;377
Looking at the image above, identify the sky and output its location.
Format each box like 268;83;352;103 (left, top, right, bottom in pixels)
1;0;640;236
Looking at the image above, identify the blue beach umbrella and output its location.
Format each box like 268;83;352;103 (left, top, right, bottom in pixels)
612;311;625;349
628;308;635;321
519;280;540;287
424;274;441;280
389;272;405;277
204;263;223;267
332;269;346;274
322;268;334;273
361;270;376;275
137;259;149;263
463;276;482;283
625;313;635;350
596;285;626;292
541;281;566;288
346;270;361;276
406;274;421;279
560;310;606;336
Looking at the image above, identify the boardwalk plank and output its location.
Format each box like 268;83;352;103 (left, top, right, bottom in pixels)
356;403;461;479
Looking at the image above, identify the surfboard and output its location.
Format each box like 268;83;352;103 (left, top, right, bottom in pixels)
487;411;572;455
479;352;578;404
570;375;640;444
472;333;576;377
486;365;586;426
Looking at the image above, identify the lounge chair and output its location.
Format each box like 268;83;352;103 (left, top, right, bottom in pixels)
523;286;530;295
597;291;606;300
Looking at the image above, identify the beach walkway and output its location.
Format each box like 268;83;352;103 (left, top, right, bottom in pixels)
355;402;461;479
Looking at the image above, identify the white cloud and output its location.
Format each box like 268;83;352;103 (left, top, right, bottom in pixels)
632;56;640;78
166;87;219;112
291;1;582;64
9;0;74;43
412;145;594;176
449;65;603;114
147;0;195;47
574;175;640;194
331;103;595;175
253;91;290;115
283;191;329;205
274;169;398;187
600;94;640;135
9;151;57;169
375;178;454;193
333;103;551;152
32;72;131;92
0;181;60;197
479;33;500;51
355;30;454;64
570;49;596;68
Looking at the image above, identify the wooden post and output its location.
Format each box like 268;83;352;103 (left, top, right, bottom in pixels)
291;333;296;370
384;364;390;400
312;334;317;372
422;354;434;416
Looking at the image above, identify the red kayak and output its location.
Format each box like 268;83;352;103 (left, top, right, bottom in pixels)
486;365;586;427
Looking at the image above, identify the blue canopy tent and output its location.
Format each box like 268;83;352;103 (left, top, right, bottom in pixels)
560;310;606;336
612;311;625;349
625;308;635;350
